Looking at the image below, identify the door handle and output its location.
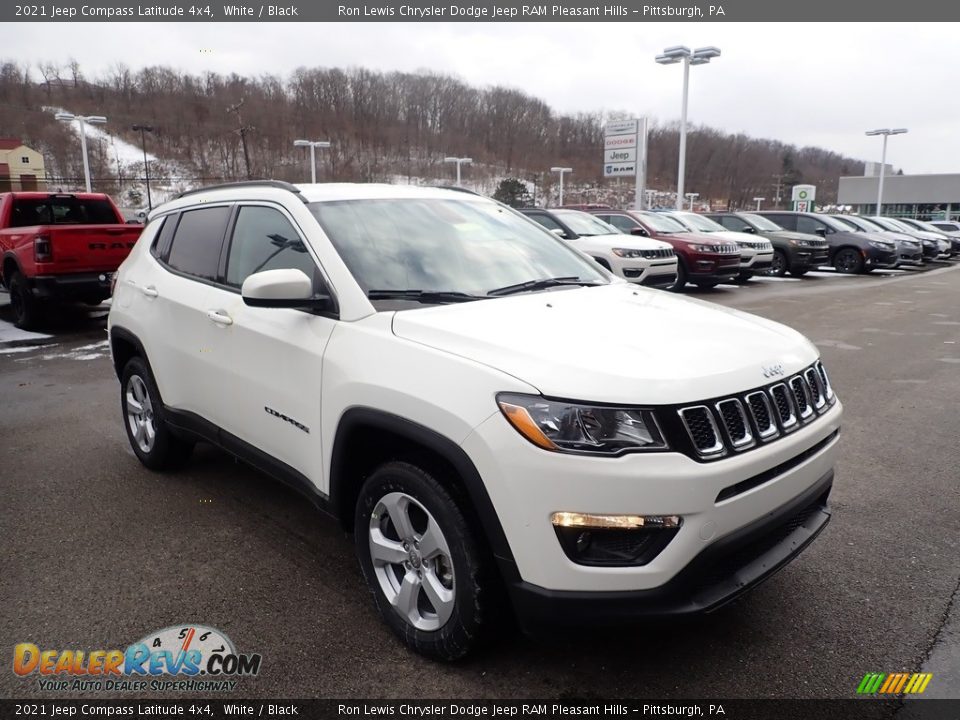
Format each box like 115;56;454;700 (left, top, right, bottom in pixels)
141;285;159;298
206;310;234;326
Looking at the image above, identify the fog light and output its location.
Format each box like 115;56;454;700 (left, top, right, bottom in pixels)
551;511;681;529
551;512;682;567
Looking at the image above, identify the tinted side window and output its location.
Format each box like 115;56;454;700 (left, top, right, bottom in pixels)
796;216;825;235
765;214;796;231
527;213;564;232
166;206;231;282
225;206;317;288
150;214;177;260
718;216;750;232
605;214;640;232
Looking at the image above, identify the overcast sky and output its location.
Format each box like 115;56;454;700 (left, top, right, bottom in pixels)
11;22;957;173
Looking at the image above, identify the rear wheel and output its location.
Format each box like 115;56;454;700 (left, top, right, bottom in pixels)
770;250;788;277
354;461;491;661
833;248;864;274
9;272;41;330
789;267;809;278
121;357;194;470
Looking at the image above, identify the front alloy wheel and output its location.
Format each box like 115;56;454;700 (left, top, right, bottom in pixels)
355;461;491;660
369;492;456;632
125;374;156;453
834;248;864;274
770;249;788;277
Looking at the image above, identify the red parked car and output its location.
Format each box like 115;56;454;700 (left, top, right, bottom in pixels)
588;209;741;290
0;192;142;328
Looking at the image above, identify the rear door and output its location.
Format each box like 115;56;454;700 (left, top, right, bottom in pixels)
130;205;233;424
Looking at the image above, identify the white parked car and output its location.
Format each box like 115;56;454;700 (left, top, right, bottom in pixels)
108;182;842;660
661;210;775;281
520;208;678;288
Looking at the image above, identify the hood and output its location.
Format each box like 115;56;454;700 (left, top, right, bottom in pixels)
391;283;818;405
764;230;827;245
572;233;673;252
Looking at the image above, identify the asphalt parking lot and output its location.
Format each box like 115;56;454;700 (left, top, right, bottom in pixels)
1;265;958;701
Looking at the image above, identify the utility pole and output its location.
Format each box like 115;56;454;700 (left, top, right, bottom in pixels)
227;99;253;180
773;173;786;208
132;124;154;210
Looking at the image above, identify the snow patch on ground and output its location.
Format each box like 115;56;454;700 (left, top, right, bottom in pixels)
0;344;53;355
0;321;54;346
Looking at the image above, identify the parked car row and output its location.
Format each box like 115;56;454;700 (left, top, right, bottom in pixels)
518;204;956;292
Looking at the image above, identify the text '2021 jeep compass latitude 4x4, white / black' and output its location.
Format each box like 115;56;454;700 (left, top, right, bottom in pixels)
108;182;842;660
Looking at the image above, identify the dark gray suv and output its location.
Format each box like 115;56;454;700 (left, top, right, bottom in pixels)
707;212;829;277
757;211;897;274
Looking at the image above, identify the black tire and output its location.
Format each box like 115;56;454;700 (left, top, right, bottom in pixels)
669;260;688;292
354;460;490;661
695;281;720;289
770;250;788;277
9;272;41;330
834;248;864;274
788;268;809;278
120;356;194;471
736;270;753;283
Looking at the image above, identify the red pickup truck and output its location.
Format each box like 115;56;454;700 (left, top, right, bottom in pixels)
0;192;142;328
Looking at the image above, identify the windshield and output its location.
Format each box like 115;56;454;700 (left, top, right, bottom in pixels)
819;215;855;232
308;198;608;297
673;212;727;232
841;216;883;232
881;218;917;233
740;213;782;232
637;211;688;233
553;210;621;236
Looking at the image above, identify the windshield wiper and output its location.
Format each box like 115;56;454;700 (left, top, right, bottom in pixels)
487;276;600;297
367;289;482;304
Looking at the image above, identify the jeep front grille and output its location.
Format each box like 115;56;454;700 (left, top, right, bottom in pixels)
676;362;837;461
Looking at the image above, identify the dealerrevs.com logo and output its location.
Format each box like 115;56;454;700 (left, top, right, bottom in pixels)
13;624;262;692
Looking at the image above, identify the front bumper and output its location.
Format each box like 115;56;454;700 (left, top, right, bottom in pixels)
865;248;898;269
787;247;830;270
614;257;679;287
464;399;842;596
507;467;833;631
740;250;774;270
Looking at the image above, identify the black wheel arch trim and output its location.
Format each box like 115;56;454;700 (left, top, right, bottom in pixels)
330;407;517;569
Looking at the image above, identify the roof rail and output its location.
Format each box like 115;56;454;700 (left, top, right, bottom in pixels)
176;180;306;202
429;185;486;198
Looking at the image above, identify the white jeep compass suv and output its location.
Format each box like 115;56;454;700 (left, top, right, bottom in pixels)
108;182;842;660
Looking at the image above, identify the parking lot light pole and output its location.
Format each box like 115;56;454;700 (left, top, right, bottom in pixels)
294;139;332;184
753;197;765;211
685;192;699;210
551;167;573;206
656;46;720;210
132;124;154;211
865;128;907;215
55;111;107;192
443;156;472;185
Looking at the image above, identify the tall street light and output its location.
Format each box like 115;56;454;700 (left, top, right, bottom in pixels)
444;156;472;185
551;167;572;206
294;139;332;184
685;192;699;210
655;45;721;210
132;124;154;211
55;111;107;192
865;128;907;215
753;196;765;211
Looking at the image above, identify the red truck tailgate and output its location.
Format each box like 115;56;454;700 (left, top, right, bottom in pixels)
40;224;142;273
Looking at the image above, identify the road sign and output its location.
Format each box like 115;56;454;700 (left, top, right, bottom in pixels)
796;200;810;212
604;162;637;177
605;148;637;163
605;119;639;136
604;134;637;150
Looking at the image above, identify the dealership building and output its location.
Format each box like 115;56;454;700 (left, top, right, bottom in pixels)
837;173;960;220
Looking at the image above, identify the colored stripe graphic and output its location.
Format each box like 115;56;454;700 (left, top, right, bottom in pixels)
858;672;933;694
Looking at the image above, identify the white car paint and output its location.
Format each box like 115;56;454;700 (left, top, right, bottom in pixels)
666;210;776;272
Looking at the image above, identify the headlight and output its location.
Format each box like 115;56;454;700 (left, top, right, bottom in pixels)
611;248;645;258
787;239;810;247
690;243;721;253
497;393;667;455
868;240;894;249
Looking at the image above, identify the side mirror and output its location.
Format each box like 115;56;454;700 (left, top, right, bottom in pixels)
241;268;331;310
629;227;649;237
741;226;757;234
550;228;567;238
814;227;827;237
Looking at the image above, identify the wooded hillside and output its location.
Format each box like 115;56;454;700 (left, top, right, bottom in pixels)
0;60;865;207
